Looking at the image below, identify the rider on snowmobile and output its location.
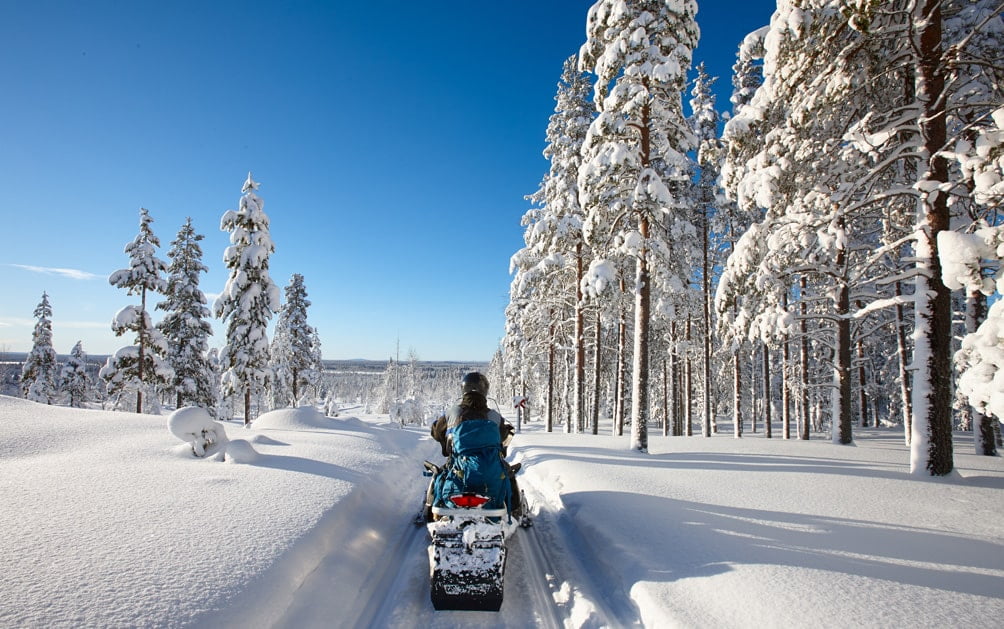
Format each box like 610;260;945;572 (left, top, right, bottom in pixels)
427;372;522;519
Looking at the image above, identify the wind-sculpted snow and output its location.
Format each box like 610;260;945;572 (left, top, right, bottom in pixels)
167;406;229;456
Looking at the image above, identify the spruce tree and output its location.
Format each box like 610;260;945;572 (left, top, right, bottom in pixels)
509;54;595;434
60;341;90;408
21;292;58;404
215;173;280;425
102;208;173;413
270;273;321;408
157;218;216;412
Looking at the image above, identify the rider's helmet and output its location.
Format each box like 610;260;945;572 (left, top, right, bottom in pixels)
461;372;489;397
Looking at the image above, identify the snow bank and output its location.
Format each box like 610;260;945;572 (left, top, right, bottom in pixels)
252;405;335;431
0;395;427;628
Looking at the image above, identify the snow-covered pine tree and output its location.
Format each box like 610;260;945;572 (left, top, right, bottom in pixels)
206;347;230;420
309;326;323;403
690;62;722;439
717;0;917;446
511;54;595;434
832;0;1003;473
60;341;90;408
20;292;58;404
214;173;280;425
937;0;1004;455
578;0;700;452
156;218;215;412
941;1;1004;458
102;208;173;413
269;273;320;408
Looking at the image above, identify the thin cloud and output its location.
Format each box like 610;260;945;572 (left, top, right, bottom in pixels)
9;264;101;281
0;318;105;329
0;318;35;328
60;320;111;329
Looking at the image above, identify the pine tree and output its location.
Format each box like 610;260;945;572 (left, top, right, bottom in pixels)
157;218;216;412
832;0;1003;472
60;341;90;408
21;292;58;404
270;273;321;408
214;173;280;425
716;0;918;446
102;208;173;413
508;54;595;434
578;0;699;451
690;62;721;439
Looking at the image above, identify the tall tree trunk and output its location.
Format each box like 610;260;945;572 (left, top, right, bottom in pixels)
895;282;913;443
702;191;713;438
967;290;996;456
782;291;791;439
244;388;251;427
834;275;853;445
573;243;585;434
911;0;954;475
662;358;670;437
685;318;693;437
832;215;853;445
547;321;555;433
137;287;146;414
668;321;678;436
631;218;650;452
799;277;811;440
592;310;601;435
733;337;743;439
855;325;869;428
615;278;627;437
763;343;772;438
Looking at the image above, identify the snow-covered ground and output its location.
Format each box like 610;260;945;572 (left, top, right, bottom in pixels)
1;394;1002;628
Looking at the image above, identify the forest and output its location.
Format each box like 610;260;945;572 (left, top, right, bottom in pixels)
492;0;1004;476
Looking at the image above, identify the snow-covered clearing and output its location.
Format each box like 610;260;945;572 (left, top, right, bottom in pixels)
1;394;1001;628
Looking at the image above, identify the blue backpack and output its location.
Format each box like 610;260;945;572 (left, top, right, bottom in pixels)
433;418;512;513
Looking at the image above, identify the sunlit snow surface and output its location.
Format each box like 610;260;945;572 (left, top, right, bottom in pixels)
1;395;1002;628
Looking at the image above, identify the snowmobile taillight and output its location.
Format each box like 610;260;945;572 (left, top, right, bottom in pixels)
450;493;491;509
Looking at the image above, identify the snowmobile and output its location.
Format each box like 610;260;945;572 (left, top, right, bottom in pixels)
419;422;529;612
423;459;514;611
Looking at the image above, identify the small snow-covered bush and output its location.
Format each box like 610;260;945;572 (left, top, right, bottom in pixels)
168;406;229;457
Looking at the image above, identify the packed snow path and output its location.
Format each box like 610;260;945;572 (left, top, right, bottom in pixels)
263;440;621;628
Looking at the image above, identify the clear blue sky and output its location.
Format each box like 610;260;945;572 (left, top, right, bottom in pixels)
0;1;777;362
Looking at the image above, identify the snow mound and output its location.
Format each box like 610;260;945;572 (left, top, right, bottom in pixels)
224;439;259;464
248;434;288;446
252;406;333;431
167;406;229;456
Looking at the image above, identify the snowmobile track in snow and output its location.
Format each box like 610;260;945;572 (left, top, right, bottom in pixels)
520;477;643;628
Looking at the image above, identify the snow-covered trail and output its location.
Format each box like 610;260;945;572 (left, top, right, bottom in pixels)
255;422;645;629
258;431;570;628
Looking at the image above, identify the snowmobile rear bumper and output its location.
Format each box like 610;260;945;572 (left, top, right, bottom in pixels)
428;517;507;611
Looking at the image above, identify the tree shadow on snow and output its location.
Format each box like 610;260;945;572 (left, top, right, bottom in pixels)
251;453;363;484
555;489;1004;601
519;444;960;484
